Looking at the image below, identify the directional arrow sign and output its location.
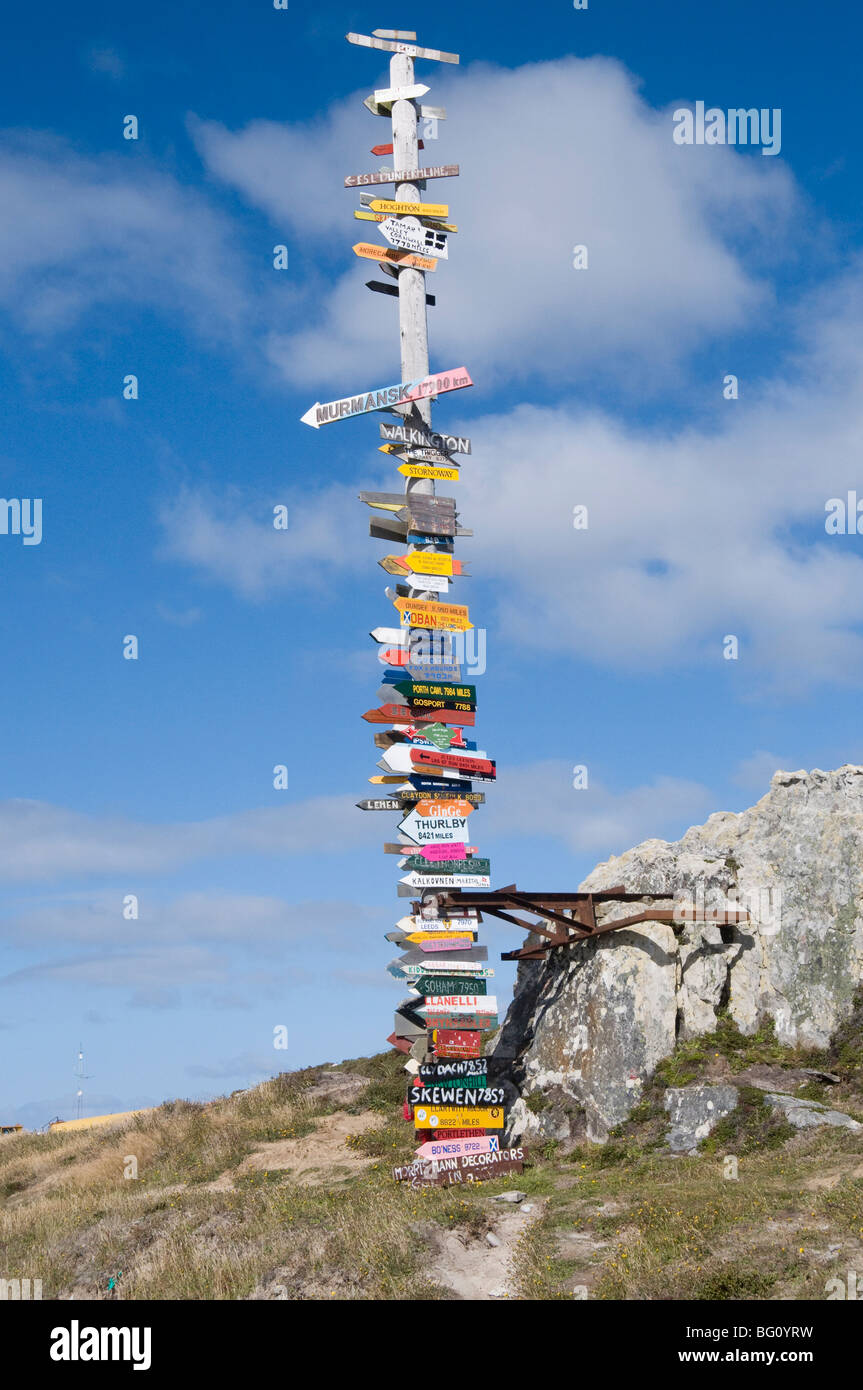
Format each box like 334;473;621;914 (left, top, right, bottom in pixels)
347;32;460;64
393;681;476;704
301;367;472;429
401;569;453;592
390;932;476;947
356;798;404;811
394;599;472;631
401;872;491;889
398;551;468;577
412;977;489;999
412;749;496;779
413;1106;504;1130
366;279;437;306
372;83;430;105
409;1082;502;1105
399;810;472;845
380;218;449;259
370;141;425;156
415;1136;499;1160
401;857;491;876
371;29;417;39
398;464;459;482
345;166;459;188
370;627;408;646
420;843;469;861
368;199;450;218
353;242;438;273
434;1030;482;1058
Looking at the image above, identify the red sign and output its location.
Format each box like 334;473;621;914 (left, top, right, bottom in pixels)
368;704;476;728
387;1032;413;1055
411;749;496;777
371;141;425;155
434;1029;482;1058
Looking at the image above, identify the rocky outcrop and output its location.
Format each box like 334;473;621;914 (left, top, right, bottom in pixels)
497;767;863;1143
663;1084;738;1153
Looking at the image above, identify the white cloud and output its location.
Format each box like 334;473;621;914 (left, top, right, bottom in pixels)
0;796;379;882
731;751;790;791
193;55;796;393
0;135;249;339
158;483;370;599
486;759;714;856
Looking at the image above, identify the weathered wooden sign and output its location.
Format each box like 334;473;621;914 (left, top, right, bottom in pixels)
434;1030;482;1058
372;83;430;105
356;798;405;811
353;242;438;272
368;198;450;218
413;1105;505;1130
301;367;473;428
381;422;471;454
380;218;449;259
371;28;417;39
344;166;460;188
394;1148;526;1186
347;32;461;64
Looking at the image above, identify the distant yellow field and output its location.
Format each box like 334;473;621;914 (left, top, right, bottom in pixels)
49;1109;152;1132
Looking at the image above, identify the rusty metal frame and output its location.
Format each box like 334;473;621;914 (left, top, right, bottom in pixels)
421;884;750;960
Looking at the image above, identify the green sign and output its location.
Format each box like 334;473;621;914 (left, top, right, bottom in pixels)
414;975;487;996
423;723;457;750
402;856;491;875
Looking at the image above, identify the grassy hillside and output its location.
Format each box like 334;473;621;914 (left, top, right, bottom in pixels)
1;1025;862;1301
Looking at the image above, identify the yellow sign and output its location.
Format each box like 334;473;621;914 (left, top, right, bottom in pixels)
414;1106;505;1130
398;463;460;481
369;199;449;218
402;931;475;944
394;599;472;631
355;210;458;232
352;242;437;272
369;775;407;784
404;551;456;575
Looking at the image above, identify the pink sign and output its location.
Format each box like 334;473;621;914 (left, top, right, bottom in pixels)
415;1136;499;1160
421;843;467;862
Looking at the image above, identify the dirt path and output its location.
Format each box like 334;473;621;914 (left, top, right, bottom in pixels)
206;1112;381;1191
423;1197;546;1300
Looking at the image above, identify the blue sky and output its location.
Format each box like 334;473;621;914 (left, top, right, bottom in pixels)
3;0;863;1125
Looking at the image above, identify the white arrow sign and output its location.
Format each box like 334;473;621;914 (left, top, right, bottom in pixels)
398;809;472;844
380;218;449;259
379;747;487;775
373;84;430;105
370;627;408;646
400;872;492;889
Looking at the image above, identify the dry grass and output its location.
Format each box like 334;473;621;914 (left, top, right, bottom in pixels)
4;1040;863;1301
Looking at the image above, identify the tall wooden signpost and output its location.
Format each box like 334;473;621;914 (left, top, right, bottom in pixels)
302;29;524;1188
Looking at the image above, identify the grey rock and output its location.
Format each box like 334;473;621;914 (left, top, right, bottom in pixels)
495;766;863;1142
492;1190;526;1204
485;1232;501;1247
765;1092;861;1131
664;1084;739;1152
